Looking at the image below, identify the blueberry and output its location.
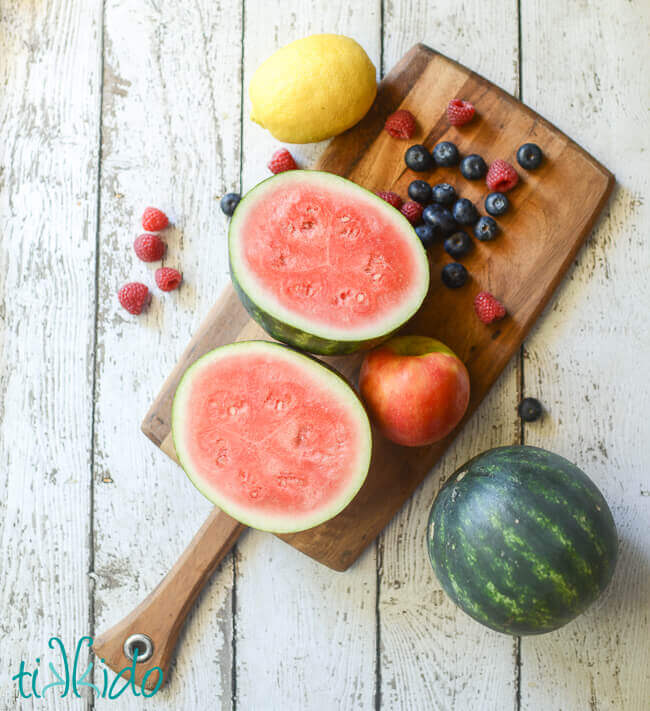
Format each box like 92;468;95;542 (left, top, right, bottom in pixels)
431;183;457;206
423;205;456;234
485;192;510;216
441;262;469;289
408;180;432;204
432;141;460;167
474;215;499;241
405;144;434;172
460;154;487;180
220;192;241;216
452;198;479;226
517;143;543;170
518;397;543;422
415;224;438;249
444;231;473;259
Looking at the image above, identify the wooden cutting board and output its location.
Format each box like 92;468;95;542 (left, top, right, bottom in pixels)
142;43;613;571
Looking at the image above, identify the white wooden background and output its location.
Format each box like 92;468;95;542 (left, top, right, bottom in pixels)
1;1;648;709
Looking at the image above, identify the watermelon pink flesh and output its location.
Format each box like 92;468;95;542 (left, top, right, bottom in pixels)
172;342;371;532
238;180;424;334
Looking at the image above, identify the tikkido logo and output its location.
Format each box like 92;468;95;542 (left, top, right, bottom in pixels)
11;637;163;700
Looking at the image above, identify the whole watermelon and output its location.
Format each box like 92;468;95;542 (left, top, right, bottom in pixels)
427;445;618;635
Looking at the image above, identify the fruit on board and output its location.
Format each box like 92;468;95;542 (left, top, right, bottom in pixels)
474;215;499;241
441;262;469;289
432;141;460;167
405;144;434;172
249;35;376;144
400;200;424;225
408;179;432;204
427;445;618;635
423;205;456;235
452;198;479;226
474;291;506;324
517;142;543;170
444;231;473;259
447;99;475;126
376;191;403;209
460;154;487;180
384;109;416;139
228;171;430;355
485;192;510;216
432;183;457;206
172;341;372;533
486;159;519;192
359;335;470;447
415;224;437;249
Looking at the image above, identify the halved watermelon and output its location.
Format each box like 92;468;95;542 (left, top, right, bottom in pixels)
229;171;430;355
172;341;372;532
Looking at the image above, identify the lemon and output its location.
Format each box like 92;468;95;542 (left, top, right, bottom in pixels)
249;34;377;144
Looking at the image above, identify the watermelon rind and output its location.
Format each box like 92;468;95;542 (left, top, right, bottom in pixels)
427;445;618;635
172;340;372;533
229;170;430;355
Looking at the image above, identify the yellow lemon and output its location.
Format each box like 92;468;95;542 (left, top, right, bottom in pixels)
249;34;377;144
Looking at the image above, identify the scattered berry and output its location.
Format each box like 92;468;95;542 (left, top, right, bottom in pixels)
474;215;499;241
460;154;487;180
517;143;543;170
432;141;460;167
268;148;297;174
485;192;510;216
405;144;434;172
155;267;182;292
400;200;424;225
441;262;469;289
142;207;169;232
431;183;457;206
474;291;506;324
423;205;456;234
444;231;473;259
452;198;479;226
133;233;166;262
415;224;438;249
408;180;432;204
518;397;543;422
376;191;403;209
447;99;475;126
118;282;150;315
486;159;519;192
384;109;416;139
220;192;241;216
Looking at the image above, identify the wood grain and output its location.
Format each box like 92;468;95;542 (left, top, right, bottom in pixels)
142;44;614;573
519;1;650;709
0;2;101;708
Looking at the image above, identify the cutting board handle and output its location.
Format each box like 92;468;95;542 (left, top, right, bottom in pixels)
93;508;244;690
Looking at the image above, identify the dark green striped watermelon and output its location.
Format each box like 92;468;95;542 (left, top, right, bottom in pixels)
427;445;618;635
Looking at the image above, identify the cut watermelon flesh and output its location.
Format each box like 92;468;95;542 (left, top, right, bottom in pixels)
229;171;429;353
172;341;372;533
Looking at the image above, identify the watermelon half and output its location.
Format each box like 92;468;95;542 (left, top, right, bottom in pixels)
172;341;372;533
427;446;618;635
229;171;430;355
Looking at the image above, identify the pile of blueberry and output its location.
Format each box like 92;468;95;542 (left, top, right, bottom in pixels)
403;140;543;289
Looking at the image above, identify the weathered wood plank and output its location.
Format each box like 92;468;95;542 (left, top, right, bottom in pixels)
92;1;242;707
234;3;381;709
0;0;102;708
378;3;522;709
520;1;650;709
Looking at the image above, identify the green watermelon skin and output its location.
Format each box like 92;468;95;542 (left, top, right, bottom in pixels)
427;445;618;635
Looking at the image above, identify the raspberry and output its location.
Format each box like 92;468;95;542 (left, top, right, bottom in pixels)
384;109;416;139
133;233;166;262
486;159;519;192
268;148;297;174
142;207;169;231
118;282;150;315
447;99;475;126
400;201;424;225
376;191;403;209
474;291;506;324
155;267;182;292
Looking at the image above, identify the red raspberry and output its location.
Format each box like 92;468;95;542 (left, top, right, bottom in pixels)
142;207;169;231
155;267;182;292
384;109;416;139
474;291;506;324
400;201;423;225
118;282;150;315
133;233;166;262
486;159;519;192
447;99;475;126
268;148;298;174
376;191;403;209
